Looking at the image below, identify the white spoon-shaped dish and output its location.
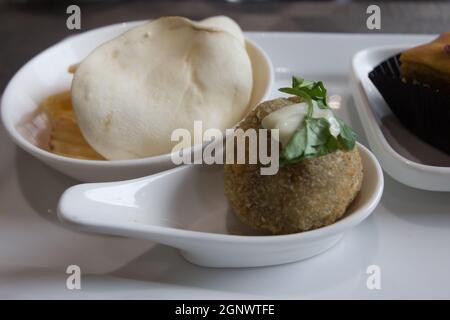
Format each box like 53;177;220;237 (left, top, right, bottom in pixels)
57;143;383;268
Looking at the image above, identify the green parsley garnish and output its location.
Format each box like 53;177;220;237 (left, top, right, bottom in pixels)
279;76;329;111
278;76;357;166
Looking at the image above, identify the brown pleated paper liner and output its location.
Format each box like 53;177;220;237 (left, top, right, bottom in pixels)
369;54;450;155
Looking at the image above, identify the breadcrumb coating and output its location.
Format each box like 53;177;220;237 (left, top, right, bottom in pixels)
224;97;363;234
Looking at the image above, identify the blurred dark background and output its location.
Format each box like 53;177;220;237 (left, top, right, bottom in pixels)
1;0;450;92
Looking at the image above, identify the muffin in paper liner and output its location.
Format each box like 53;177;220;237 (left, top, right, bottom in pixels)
368;54;450;155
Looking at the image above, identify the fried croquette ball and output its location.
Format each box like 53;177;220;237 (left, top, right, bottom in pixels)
224;97;363;234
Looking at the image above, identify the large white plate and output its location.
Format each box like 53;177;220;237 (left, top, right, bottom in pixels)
351;45;450;191
1;30;450;299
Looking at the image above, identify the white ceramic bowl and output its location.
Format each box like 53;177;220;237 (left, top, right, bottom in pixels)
58;143;384;268
1;21;273;182
351;45;450;191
